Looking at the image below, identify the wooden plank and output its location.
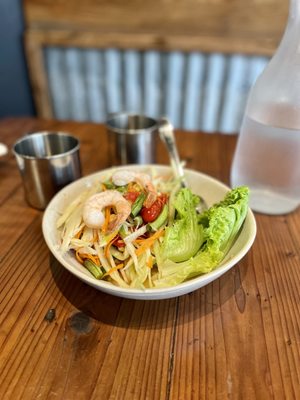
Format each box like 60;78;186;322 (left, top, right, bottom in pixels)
24;33;53;118
25;26;282;57
23;0;288;55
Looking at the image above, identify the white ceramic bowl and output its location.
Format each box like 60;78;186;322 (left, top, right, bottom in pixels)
42;165;256;300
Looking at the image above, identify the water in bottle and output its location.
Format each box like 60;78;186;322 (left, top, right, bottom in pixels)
231;113;300;214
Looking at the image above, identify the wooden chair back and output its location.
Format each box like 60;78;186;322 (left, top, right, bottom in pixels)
23;0;288;131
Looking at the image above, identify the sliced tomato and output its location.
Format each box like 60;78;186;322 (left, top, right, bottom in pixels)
113;235;125;248
123;191;140;203
140;202;162;222
140;194;169;223
140;201;160;223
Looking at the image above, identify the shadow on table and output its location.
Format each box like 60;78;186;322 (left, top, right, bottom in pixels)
49;253;248;331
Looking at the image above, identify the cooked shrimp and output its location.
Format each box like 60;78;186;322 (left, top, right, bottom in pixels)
112;170;157;207
82;190;131;231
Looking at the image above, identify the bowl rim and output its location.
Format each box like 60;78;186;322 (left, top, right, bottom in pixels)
42;165;257;298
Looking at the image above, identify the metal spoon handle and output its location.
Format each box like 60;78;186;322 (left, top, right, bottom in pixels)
159;118;187;187
159;117;207;213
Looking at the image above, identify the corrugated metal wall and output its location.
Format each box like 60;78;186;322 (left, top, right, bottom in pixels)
45;47;269;133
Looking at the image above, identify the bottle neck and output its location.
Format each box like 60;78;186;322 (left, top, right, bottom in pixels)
289;0;300;18
273;0;300;54
287;0;300;26
245;0;300;128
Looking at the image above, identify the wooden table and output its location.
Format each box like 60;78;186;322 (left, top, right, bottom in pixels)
0;118;299;400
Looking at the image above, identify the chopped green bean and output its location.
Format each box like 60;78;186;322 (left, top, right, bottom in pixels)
131;193;146;217
102;181;116;190
83;259;104;279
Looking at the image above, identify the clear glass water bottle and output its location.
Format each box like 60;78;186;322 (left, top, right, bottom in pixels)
230;0;300;214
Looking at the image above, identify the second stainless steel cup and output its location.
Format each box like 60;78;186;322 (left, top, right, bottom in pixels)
106;113;158;165
13;131;81;210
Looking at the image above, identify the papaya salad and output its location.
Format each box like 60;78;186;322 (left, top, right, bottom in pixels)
57;168;249;289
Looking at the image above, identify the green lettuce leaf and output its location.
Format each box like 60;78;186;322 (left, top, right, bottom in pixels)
159;188;204;262
154;186;249;287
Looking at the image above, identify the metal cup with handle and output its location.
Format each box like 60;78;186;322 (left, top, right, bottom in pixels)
106;113;159;165
13;131;81;209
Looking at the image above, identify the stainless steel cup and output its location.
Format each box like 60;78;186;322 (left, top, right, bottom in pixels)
13;131;81;210
106;113;158;165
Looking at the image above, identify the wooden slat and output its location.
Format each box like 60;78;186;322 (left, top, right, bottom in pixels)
24;34;53;118
23;0;288;55
25;27;282;57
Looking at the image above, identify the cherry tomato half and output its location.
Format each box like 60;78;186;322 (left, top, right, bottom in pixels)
140;194;169;223
140;201;162;222
124;191;140;203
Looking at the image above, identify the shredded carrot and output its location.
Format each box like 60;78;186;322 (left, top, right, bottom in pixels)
146;255;154;269
93;229;98;243
127;182;141;192
127;182;134;191
75;249;84;264
85;253;100;266
74;226;84;239
134;236;149;244
105;238;114;258
101;207;111;233
103;263;124;277
135;229;164;256
79;252;101;266
127;182;143;193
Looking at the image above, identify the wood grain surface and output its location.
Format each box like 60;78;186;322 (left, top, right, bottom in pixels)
23;0;288;55
0;118;299;399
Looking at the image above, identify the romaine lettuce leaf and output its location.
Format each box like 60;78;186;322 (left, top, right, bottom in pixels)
159;188;204;263
154;186;249;287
